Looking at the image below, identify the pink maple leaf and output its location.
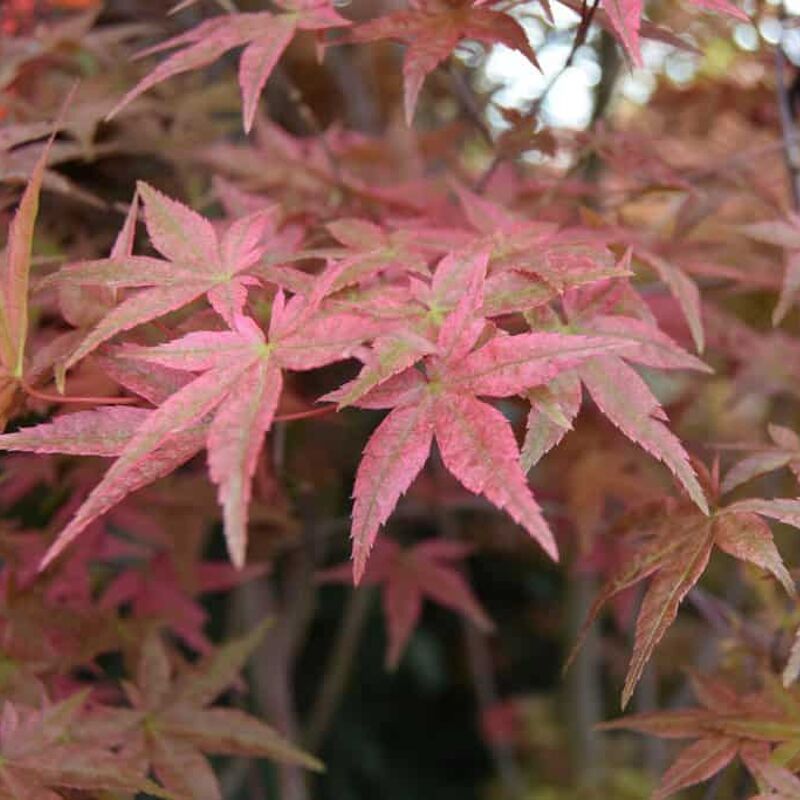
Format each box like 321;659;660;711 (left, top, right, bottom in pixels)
329;247;630;580
107;2;349;132
36;265;380;570
40;183;281;370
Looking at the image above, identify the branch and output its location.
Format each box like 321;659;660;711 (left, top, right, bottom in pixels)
432;457;525;797
474;0;603;193
304;586;372;751
775;20;800;210
448;59;494;147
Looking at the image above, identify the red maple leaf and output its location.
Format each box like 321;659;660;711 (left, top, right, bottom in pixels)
321;537;493;668
107;1;349;132
350;0;539;124
568;495;797;709
40;182;285;369
600;672;800;799
82;625;320;800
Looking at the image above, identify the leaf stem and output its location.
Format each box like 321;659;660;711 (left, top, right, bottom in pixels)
21;379;139;406
274;405;337;423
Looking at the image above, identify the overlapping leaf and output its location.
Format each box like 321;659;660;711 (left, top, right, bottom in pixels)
108;2;349;132
331;247;631;581
350;0;539;123
41;182;280;370
0;692;172;799
574;0;747;65
723;425;800;494
568;498;795;709
599;673;800;799
321;537;492;668
36;272;378;568
83;625;321;800
521;284;711;511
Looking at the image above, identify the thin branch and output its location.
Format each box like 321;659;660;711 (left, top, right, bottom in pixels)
235;577;310;800
272;65;343;185
304;586;372;751
775;20;800;210
432;457;525;798
474;0;601;193
561;28;617;787
448;60;494;147
462;618;526;797
564;569;604;786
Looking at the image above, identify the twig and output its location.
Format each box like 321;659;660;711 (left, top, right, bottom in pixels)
304;586;372;751
272;65;343;185
232;427;324;800
432;456;525;798
235;577;310;800
274;405;337;423
325;46;381;134
448;60;494;147
561;28;618;786
775;19;800;210
462;618;525;796
564;569;604;786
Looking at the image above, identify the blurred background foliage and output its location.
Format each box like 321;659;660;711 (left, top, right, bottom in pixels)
4;0;800;798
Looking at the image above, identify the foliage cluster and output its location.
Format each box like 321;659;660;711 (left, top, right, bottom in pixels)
4;0;800;798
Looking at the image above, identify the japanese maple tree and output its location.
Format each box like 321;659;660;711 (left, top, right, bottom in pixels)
3;0;800;798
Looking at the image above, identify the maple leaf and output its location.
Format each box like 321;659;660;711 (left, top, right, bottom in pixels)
326;238;629;410
568;498;795;709
321;537;493;668
101;551;268;653
742;215;800;324
451;185;633;314
722;425;800;495
328;248;631;581
599;673;800;799
568;0;747;65
0;124;61;429
83;625;321;800
36;269;378;569
107;2;349;132
40;182;281;370
325;217;435;290
0;691;172;799
520;286;711;510
350;0;539;123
